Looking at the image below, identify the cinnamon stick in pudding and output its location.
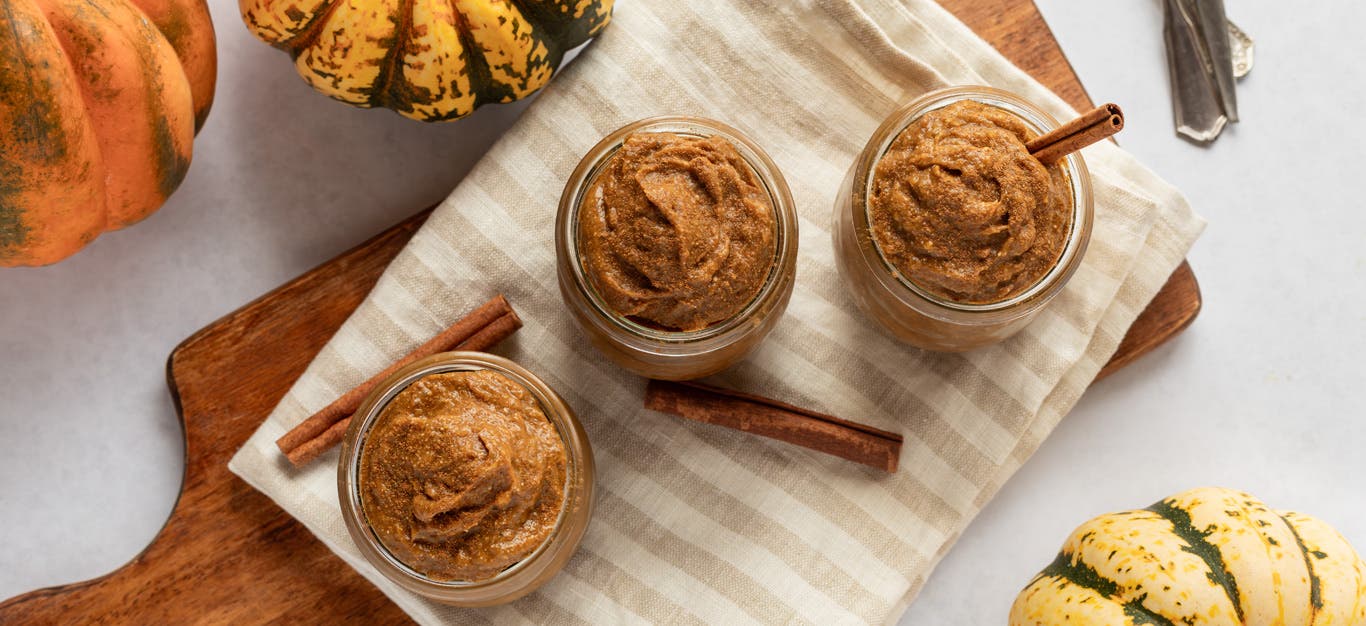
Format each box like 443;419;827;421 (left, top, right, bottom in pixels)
644;380;904;472
277;295;522;467
1026;103;1124;164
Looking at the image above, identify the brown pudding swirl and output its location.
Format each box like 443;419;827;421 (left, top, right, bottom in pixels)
869;100;1073;304
578;132;777;331
359;370;566;582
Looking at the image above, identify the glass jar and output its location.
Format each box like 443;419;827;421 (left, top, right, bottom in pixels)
338;351;594;607
832;86;1094;352
556;116;798;380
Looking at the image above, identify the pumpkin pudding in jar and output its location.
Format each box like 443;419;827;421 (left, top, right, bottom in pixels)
833;86;1093;352
557;117;798;380
339;352;594;607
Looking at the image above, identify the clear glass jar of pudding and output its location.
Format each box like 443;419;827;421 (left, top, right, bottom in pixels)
832;86;1094;352
556;116;798;380
338;351;594;607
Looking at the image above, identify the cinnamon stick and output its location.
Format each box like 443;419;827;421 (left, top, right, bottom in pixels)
277;295;522;467
1026;103;1124;164
644;380;904;472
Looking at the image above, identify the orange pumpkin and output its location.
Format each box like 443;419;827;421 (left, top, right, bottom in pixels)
0;0;216;267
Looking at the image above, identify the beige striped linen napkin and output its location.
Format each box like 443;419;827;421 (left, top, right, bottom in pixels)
229;0;1205;622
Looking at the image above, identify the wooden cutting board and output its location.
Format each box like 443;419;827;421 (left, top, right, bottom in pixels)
0;2;1200;623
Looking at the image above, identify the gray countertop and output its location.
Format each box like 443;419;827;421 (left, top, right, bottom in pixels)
2;1;1362;623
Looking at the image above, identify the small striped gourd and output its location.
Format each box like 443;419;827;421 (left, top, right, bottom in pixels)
0;0;216;266
240;0;613;122
1011;487;1366;625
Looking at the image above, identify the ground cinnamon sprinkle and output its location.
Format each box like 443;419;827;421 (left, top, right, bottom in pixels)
360;370;566;582
869;100;1073;304
578;132;777;331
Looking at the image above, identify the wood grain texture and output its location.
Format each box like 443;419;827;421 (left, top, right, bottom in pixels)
0;1;1200;622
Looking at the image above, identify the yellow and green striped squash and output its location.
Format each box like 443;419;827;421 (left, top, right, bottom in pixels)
239;0;612;121
1011;487;1366;626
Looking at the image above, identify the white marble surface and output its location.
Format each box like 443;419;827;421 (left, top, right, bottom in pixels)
1;1;1362;623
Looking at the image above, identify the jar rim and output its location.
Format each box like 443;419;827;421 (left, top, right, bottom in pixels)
556;116;798;345
338;351;594;604
850;85;1094;317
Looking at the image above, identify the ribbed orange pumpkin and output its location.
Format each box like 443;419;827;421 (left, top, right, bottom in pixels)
0;0;216;267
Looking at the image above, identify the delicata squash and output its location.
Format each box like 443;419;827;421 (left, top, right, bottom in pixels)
1011;487;1366;625
0;0;216;266
240;0;613;121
